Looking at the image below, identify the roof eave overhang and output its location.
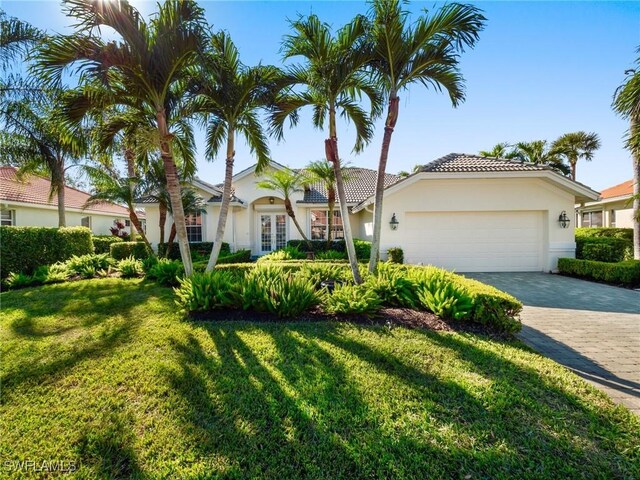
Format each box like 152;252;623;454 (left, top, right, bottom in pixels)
1;199;130;216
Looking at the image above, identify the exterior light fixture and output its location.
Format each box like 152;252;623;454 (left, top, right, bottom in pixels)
269;197;275;205
558;211;570;229
389;213;399;231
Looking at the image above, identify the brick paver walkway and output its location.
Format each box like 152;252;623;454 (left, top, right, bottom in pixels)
466;272;640;415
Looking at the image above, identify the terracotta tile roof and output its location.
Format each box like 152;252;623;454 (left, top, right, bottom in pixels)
0;166;130;216
418;153;547;173
600;179;634;199
300;167;401;204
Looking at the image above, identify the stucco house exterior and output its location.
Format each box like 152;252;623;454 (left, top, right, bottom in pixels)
0;166;136;235
575;179;635;228
139;153;599;272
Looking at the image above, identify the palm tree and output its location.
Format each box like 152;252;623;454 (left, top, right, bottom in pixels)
83;165;153;252
479;142;518;159
34;0;208;276
512;140;571;176
366;0;486;273
271;14;381;284
256;167;310;245
613;51;640;259
552;131;601;180
190;31;280;270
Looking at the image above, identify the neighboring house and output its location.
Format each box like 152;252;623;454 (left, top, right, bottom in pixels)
575;179;635;228
139;153;599;272
0;166;138;235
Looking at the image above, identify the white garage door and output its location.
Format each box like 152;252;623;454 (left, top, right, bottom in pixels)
402;211;544;272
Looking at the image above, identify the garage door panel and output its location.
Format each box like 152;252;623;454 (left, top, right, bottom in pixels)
402;211;544;272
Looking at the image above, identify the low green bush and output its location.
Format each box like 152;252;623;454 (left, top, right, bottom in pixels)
387;247;404;264
575;227;633;241
158;241;230;260
576;237;631;262
324;283;381;315
558;258;640;287
146;259;184;286
0;226;93;278
315;250;347;260
217;249;252;264
366;264;418;308
242;265;320;318
297;263;353;288
257;246;306;263
92;235;123;254
175;270;242;312
117;256;143;278
4;272;38;290
110;241;151;260
413;270;473;321
66;254;113;279
287;239;372;260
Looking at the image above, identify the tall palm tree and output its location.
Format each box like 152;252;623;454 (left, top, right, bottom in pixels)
256;167;310;244
271;14;381;284
613;51;640;259
190;31;280;270
512;140;571;176
366;0;486;273
34;0;208;276
552;131;601;181
479;142;518;159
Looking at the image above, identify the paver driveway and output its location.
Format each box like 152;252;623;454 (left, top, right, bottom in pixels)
466;272;640;415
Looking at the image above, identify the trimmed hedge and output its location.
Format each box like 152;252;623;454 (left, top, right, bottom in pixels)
558;258;640;287
575;237;632;263
575;227;633;241
92;235;124;254
0;226;93;278
158;241;230;260
218;249;252;264
287;239;372;260
110;241;151;260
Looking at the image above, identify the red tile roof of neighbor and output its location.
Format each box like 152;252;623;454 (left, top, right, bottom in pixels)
0;166;130;216
600;179;634;199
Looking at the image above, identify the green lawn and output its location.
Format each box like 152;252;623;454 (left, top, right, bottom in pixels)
1;279;638;479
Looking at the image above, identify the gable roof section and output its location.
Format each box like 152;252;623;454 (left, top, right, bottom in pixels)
300;167;401;204
600;179;634;199
0;166;130;216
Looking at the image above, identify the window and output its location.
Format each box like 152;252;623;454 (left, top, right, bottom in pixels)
81;216;91;229
124;219;131;227
581;211;602;228
610;210;616;228
310;210;343;240
1;209;14;226
185;212;202;242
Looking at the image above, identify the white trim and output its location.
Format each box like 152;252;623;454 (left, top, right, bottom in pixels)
233;160;289;183
192;177;223;195
0;200;129;217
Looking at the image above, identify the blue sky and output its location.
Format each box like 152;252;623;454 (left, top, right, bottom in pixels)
4;1;639;191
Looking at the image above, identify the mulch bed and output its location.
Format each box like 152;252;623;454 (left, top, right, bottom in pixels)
190;307;507;337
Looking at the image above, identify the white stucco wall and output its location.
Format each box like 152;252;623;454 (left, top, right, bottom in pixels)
577;198;635;228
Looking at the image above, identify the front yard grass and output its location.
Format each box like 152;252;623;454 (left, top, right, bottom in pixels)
1;278;638;479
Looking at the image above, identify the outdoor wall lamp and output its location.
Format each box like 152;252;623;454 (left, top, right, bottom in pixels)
269;197;275;205
558;211;570;229
389;213;399;231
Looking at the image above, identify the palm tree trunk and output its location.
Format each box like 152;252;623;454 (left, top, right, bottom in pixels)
56;183;66;227
369;94;399;273
284;197;310;245
129;209;153;254
632;117;640;260
327;108;362;284
156;109;192;276
159;203;167;246
54;159;66;227
206;128;235;271
166;223;177;258
124;147;137;242
327;188;335;245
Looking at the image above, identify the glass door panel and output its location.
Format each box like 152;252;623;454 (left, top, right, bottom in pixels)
261;215;272;252
275;215;287;250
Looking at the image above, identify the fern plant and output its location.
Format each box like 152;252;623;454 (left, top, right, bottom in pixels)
414;270;473;320
117;256;143;278
175;270;242;312
146;259;184;287
324;283;382;315
366;263;418;308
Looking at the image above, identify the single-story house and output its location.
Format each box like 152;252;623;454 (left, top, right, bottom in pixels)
0;166;139;235
139;153;599;272
575;179;636;228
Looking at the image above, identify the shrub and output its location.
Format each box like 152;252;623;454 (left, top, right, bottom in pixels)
297;263;352;288
117;256;143;278
217;249;252;264
324;283;381;315
257;246;306;263
242;265;320;318
411;269;473;320
42;263;70;284
110;241;151;260
315;249;347;260
66;254;113;278
353;239;371;261
0;226;93;278
558;258;640;287
287;239;372;260
387;247;404;264
175;270;242;312
575;227;633;241
146;259;184;286
92;235;124;254
4;272;38;290
366;264;418;308
142;255;159;274
158;241;230;260
576;237;631;263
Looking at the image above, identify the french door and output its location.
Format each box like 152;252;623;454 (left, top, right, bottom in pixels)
259;213;287;255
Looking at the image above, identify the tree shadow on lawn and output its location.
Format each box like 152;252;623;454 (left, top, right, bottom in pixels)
1;279;171;399
163;322;639;479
